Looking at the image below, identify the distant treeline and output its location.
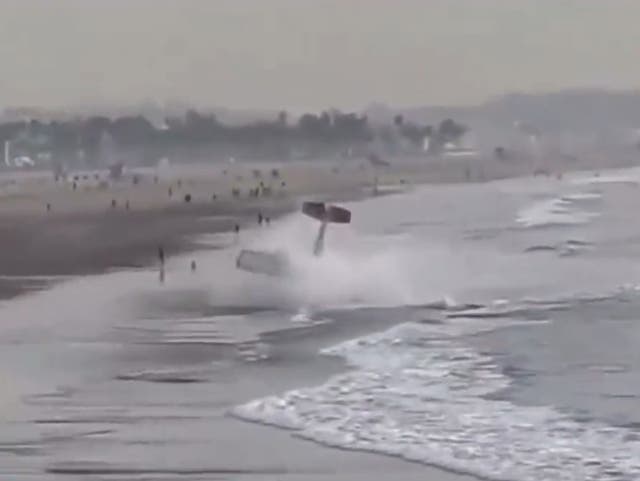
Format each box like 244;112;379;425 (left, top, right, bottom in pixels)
0;109;467;166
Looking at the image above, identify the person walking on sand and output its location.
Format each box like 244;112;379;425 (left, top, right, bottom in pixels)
258;212;263;225
158;246;166;283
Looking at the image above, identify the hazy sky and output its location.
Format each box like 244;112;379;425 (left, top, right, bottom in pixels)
1;0;639;111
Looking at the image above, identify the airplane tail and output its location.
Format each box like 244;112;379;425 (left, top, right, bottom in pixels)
302;202;351;224
302;202;351;257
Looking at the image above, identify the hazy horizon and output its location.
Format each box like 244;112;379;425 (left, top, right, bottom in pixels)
1;0;640;112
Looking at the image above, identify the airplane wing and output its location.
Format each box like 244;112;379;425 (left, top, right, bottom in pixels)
236;249;290;277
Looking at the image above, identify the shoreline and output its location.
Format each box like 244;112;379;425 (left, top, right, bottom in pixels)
0;153;633;302
0;157;404;301
2;159;637;480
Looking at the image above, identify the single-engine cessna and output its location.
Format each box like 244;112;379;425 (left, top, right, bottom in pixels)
235;201;351;277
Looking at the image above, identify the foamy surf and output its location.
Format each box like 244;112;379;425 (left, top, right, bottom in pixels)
516;192;600;228
232;315;640;481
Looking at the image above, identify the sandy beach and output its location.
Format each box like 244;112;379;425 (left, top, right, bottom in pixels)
1;154;638;481
0;152;623;287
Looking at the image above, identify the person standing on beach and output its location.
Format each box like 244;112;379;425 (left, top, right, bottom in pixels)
158;246;166;283
258;212;263;225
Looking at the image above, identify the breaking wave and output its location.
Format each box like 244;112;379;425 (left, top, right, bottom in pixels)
232;312;640;481
516;192;601;229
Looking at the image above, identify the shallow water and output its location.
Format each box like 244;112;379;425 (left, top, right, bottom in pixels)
3;167;640;480
234;168;640;481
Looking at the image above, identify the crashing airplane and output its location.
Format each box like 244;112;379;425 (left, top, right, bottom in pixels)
367;153;390;167
236;201;351;277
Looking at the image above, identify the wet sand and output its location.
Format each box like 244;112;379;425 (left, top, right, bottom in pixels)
0;155;633;480
0;282;474;480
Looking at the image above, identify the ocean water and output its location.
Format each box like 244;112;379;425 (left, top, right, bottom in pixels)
233;167;640;481
2;167;640;480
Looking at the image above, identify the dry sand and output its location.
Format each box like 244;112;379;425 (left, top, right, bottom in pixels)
0;160;368;296
0;153;630;298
